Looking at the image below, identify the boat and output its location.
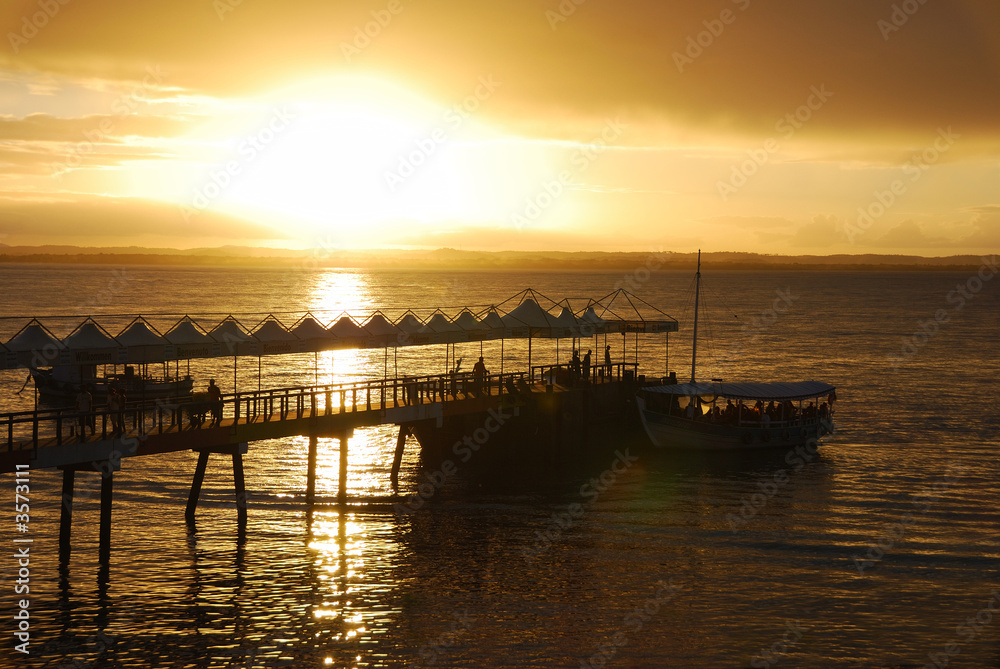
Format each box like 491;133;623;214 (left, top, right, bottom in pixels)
29;364;194;404
636;251;836;449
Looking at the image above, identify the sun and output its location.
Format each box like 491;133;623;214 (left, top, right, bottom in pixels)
157;74;538;247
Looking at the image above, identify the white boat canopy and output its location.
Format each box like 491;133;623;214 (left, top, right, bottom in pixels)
645;381;836;402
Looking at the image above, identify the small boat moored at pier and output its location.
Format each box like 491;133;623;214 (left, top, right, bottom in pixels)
636;249;837;450
637;380;836;450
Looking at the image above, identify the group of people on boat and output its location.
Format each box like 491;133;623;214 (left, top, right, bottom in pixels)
653;394;833;427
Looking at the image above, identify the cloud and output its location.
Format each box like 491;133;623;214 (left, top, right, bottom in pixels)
869;220;950;248
1;0;998;141
0;195;286;245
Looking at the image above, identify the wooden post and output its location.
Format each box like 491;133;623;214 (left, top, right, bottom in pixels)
59;468;75;561
186;450;210;522
338;432;348;505
306;434;318;504
233;451;247;528
390;425;408;490
98;471;113;565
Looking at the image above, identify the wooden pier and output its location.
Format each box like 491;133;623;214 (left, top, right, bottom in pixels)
1;363;649;572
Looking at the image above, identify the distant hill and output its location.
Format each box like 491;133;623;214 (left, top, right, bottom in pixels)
0;245;992;271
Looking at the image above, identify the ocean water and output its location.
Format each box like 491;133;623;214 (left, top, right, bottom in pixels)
0;263;998;668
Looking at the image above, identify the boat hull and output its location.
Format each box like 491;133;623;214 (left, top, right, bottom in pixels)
636;396;832;450
31;368;195;403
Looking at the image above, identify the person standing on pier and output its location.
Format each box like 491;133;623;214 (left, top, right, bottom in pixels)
605;344;612;377
473;356;488;396
207;379;222;426
75;385;94;438
583;350;592;383
108;386;125;435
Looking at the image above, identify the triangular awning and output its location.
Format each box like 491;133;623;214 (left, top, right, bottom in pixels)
164;317;214;345
6;320;63;353
453;310;485;331
420;311;460;333
252;317;297;342
64;319;118;349
116;319;166;347
328;315;368;339
395;312;425;334
290;314;329;340
501;299;559;330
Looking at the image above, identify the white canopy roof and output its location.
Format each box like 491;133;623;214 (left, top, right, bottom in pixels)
290;316;329;341
501;299;558;329
210;318;252;342
395;313;425;334
165;318;214;345
363;313;400;337
328;316;368;339
453;310;485;331
480;310;504;331
64;321;118;350
6;321;63;352
420;312;461;333
116;320;166;347
254;318;298;342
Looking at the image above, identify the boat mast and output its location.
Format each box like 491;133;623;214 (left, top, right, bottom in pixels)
690;249;701;383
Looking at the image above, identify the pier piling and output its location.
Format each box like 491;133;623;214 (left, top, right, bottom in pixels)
233;450;247;528
59;467;74;560
186;450;211;522
390;425;409;490
306;434;318;504
338;432;348;505
98;471;113;565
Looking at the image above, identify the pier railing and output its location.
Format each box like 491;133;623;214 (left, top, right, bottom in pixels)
529;361;639;385
2;370;531;452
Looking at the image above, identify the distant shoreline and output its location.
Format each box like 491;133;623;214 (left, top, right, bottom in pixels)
0;247;993;272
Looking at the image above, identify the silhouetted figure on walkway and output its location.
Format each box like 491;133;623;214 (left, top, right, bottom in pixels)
583;349;592;383
207;379;222;426
472;356;488;396
109;386;125;435
75;386;94;438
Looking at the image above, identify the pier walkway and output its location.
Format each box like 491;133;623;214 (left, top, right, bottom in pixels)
1;363;641;470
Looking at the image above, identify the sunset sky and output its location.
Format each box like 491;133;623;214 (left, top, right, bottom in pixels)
1;0;998;254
